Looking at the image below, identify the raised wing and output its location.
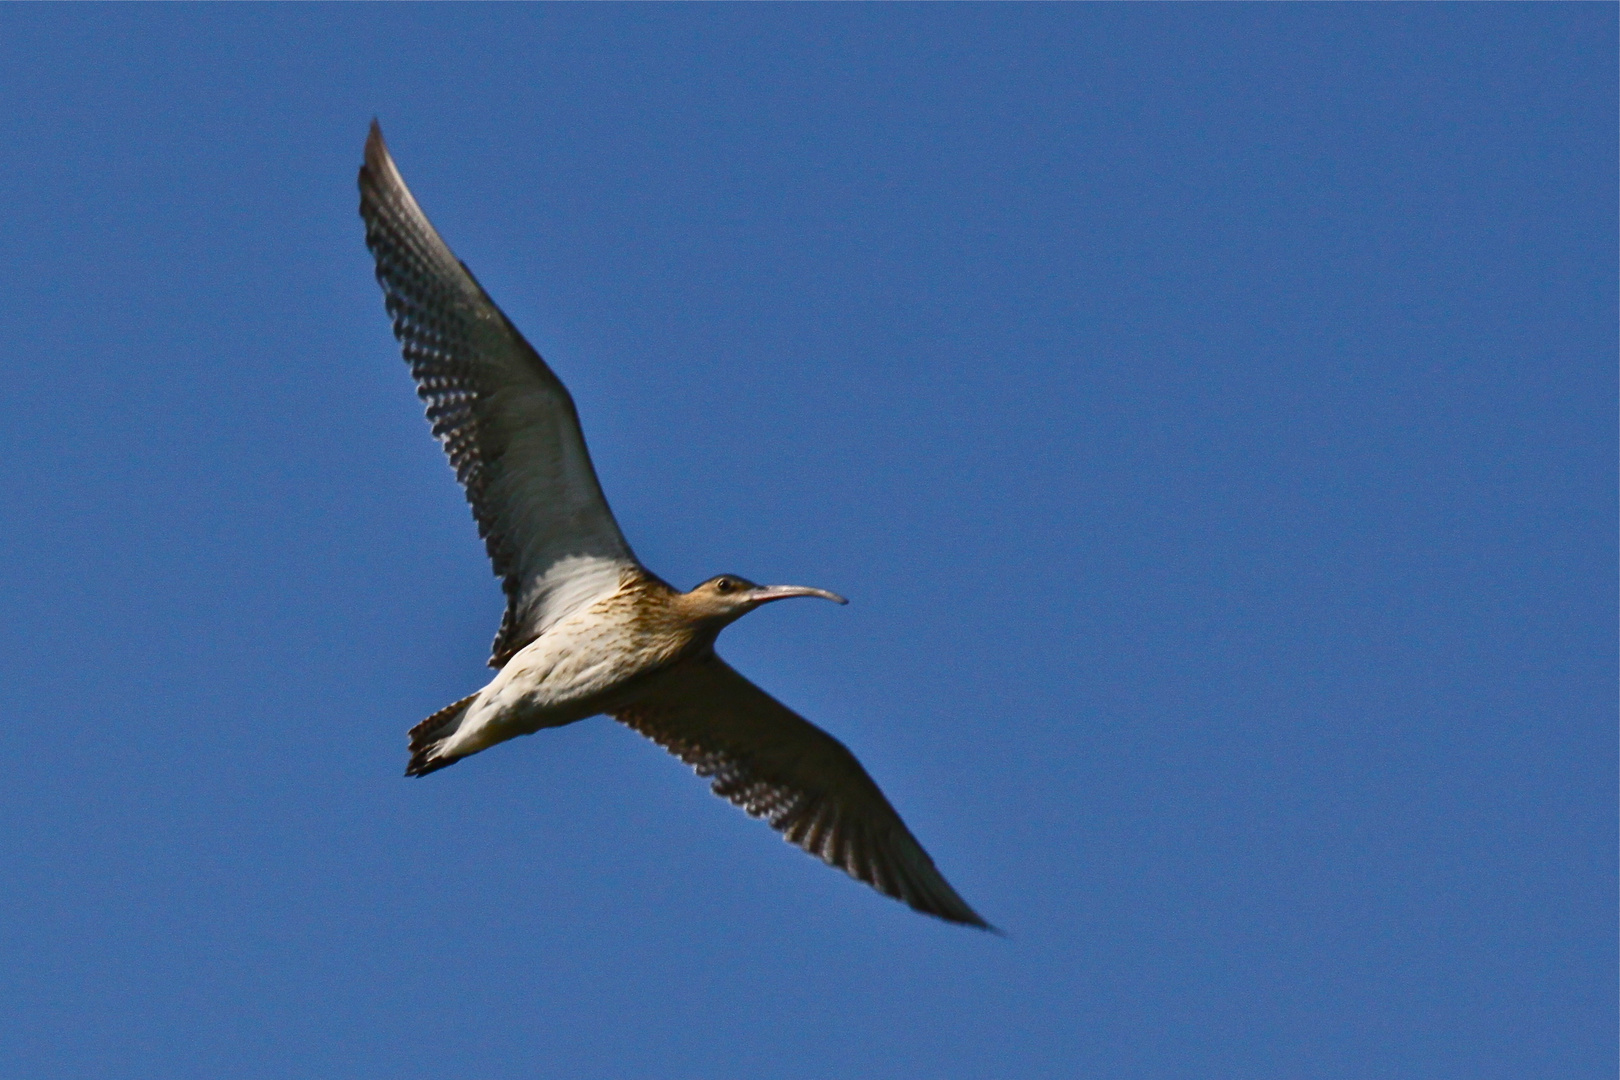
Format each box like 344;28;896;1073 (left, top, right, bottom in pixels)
614;654;991;929
359;123;638;665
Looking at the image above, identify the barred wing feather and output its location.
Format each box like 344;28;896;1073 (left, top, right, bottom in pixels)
359;123;637;665
615;655;990;929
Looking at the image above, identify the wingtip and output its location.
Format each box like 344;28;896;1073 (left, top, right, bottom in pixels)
933;901;1000;933
359;119;409;210
363;119;390;171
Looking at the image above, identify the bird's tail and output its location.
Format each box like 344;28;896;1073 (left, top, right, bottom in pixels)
406;693;479;777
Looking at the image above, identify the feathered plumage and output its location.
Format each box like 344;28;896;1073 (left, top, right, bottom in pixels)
360;122;990;929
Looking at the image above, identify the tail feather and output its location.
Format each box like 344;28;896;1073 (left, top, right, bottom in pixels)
407;693;478;777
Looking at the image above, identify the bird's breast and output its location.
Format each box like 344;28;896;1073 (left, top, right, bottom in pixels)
489;586;698;721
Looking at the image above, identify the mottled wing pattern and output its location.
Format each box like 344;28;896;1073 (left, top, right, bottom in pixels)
614;654;990;929
358;123;638;665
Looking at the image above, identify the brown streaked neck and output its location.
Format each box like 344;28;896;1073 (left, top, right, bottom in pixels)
615;568;720;654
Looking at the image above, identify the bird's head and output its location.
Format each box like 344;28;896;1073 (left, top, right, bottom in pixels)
679;574;848;627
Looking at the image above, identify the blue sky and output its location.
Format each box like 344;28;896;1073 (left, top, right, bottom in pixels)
0;6;1613;1078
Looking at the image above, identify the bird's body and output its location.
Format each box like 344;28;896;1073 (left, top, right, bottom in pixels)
411;567;747;772
411;568;674;770
360;123;990;929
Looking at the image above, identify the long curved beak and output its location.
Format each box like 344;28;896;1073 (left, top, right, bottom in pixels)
745;584;849;606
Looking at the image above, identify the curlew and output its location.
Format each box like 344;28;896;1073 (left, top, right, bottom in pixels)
359;123;988;929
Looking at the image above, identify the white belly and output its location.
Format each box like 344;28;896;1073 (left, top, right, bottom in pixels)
438;602;674;759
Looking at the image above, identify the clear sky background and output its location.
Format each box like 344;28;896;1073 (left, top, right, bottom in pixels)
0;7;1612;1079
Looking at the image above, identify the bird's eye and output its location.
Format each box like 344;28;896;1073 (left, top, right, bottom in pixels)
714;577;734;593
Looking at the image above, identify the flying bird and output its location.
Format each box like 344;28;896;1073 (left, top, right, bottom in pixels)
358;122;988;929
